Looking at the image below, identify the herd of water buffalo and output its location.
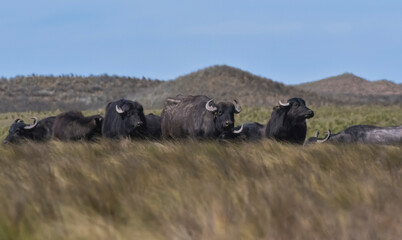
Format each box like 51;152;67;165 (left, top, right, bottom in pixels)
3;95;402;145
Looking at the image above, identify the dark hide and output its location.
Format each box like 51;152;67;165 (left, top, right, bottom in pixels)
144;113;162;139
161;95;241;139
220;122;265;140
52;111;103;141
3;117;55;144
265;98;314;144
102;99;147;139
231;122;265;140
307;125;402;144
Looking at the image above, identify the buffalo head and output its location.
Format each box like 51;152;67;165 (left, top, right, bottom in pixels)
115;99;147;134
205;99;241;133
3;118;38;144
278;98;314;121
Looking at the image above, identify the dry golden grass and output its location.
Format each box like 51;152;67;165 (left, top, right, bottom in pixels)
0;140;401;240
0;106;401;240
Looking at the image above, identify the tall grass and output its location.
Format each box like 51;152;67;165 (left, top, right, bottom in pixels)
0;105;401;239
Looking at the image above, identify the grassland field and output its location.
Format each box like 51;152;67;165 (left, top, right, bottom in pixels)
0;105;401;239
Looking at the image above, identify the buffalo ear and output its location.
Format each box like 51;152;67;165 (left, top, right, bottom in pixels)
94;116;103;126
233;99;242;114
273;106;280;110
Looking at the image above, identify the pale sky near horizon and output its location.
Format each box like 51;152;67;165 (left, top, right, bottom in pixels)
1;0;401;84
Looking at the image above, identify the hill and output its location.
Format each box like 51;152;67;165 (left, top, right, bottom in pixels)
295;73;402;104
133;65;336;108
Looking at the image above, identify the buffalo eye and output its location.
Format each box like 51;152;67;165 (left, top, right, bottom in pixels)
293;103;299;107
218;110;223;116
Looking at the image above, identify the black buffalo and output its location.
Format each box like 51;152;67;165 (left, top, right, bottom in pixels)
3;116;55;144
144;113;162;139
233;98;314;144
161;95;242;139
52;111;103;141
306;125;402;144
102;99;161;139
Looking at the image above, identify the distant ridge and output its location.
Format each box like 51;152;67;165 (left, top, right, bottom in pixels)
296;73;402;96
295;73;402;104
0;66;399;113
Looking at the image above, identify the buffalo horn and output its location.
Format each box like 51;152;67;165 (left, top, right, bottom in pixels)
233;124;244;134
314;130;320;138
279;100;290;106
166;98;182;104
233;99;242;113
205;99;218;112
115;105;125;114
23;117;38;129
317;130;331;143
14;118;22;123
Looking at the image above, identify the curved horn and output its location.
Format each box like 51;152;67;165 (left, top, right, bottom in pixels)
233;99;242;113
205;99;218;112
115;105;125;114
279;100;290;106
317;130;331;143
23;117;38;129
14;118;22;123
233;124;244;134
314;130;320;138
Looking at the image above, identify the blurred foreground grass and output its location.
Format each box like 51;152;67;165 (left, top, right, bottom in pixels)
0;105;401;239
0;140;401;239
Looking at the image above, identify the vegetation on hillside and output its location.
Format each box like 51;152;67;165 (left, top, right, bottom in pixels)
135;65;337;108
295;73;402;105
0;74;161;113
5;65;401;113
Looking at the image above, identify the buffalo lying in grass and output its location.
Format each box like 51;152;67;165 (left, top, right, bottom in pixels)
3;117;55;144
233;98;314;144
161;95;242;139
306;125;402;144
102;99;161;139
52;111;103;141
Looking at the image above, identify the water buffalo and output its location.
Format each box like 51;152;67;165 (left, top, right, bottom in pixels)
306;125;402;144
161;95;242;139
52;111;103;141
102;99;147;139
233;98;314;144
3;116;55;144
102;99;161;139
265;98;314;144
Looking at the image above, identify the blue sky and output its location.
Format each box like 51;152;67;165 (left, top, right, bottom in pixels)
1;0;401;84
